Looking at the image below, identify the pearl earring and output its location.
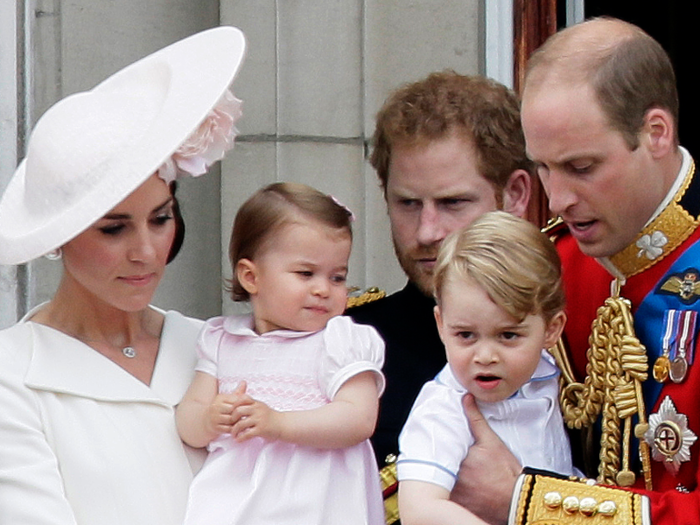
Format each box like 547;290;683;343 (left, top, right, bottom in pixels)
44;248;63;260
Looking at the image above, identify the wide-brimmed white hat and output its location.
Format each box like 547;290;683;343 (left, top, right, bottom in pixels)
0;26;246;265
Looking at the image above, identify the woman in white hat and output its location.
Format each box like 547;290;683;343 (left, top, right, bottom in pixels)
0;26;245;525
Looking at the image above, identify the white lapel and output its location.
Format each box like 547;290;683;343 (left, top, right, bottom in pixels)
150;310;203;405
24;310;203;406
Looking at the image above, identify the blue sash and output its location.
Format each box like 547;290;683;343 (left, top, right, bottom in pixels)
635;237;700;408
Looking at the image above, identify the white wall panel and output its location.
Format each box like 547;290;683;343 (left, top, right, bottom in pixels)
363;0;481;135
220;0;277;136
277;0;363;137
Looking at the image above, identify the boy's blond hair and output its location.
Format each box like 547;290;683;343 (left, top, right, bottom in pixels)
433;211;564;322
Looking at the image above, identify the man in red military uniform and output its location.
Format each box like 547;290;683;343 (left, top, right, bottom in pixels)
456;17;700;525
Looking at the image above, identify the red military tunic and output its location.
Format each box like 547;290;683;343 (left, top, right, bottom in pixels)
556;149;700;524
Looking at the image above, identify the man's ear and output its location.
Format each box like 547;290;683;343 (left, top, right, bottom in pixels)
642;107;675;159
501;169;531;218
543;311;567;349
236;258;259;295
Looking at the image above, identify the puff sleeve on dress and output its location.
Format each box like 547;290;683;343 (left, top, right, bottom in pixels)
319;316;385;400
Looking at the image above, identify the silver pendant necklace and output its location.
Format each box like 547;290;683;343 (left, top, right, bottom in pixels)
122;346;137;359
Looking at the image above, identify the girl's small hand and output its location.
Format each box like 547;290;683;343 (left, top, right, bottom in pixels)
206;382;248;435
230;398;283;443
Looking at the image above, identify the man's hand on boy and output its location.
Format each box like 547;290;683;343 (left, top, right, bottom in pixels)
451;393;521;525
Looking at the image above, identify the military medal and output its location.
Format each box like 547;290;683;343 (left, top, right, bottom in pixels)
645;396;697;475
657;310;698;383
653;355;670;383
670;356;688;383
654;310;676;383
670;310;697;383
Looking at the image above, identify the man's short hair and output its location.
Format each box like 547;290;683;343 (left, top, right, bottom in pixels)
526;17;679;149
370;70;533;193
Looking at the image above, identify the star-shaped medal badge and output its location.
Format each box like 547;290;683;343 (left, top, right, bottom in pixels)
645;396;697;475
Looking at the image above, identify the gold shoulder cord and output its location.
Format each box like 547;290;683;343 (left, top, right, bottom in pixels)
551;278;653;490
346;287;386;309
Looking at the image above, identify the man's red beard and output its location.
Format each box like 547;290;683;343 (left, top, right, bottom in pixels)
393;239;440;297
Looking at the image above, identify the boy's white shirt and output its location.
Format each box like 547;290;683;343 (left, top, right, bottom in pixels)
397;349;575;491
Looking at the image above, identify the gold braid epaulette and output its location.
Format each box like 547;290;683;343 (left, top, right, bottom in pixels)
346;287;386;309
551;279;653;490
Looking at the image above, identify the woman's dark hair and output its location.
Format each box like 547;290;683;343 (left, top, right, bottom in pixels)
167;181;185;264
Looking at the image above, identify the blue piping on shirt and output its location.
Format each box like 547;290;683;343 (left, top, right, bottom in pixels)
396;458;458;479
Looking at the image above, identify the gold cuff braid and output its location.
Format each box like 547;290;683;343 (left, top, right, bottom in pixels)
551;280;652;490
510;472;649;525
380;458;399;524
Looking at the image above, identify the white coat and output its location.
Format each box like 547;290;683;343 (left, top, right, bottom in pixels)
0;309;206;525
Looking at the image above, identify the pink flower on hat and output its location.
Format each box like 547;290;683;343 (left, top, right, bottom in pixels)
158;89;242;183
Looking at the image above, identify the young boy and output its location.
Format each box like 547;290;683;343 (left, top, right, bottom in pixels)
397;211;574;525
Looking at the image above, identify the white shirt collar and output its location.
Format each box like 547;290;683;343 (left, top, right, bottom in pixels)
647;146;691;225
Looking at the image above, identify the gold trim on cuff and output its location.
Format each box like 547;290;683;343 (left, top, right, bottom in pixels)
510;473;650;525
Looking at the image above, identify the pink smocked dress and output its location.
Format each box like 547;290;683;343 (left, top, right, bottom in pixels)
183;314;386;525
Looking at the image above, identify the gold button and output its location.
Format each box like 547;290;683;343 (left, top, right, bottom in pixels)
543;491;562;509
598;500;618;517
579;497;597;517
562;496;580;513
